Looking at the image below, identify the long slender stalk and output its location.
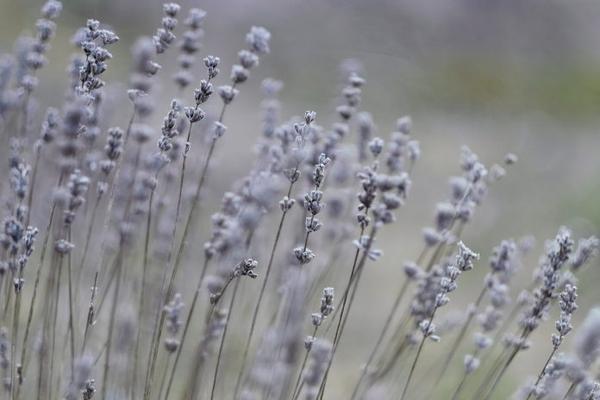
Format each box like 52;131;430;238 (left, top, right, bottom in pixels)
482;346;520;400
65;227;75;379
399;306;440;400
100;246;124;400
431;284;487;387
74;192;102;290
291;325;318;400
452;347;479;400
94;108;136;286
80;272;98;355
233;178;296;397
162;258;210;400
561;383;576;400
145;92;233;400
350;278;410;399
209;278;242;400
316;224;378;400
24;144;41;228
18;172;62;381
525;347;557;400
132;186;156;400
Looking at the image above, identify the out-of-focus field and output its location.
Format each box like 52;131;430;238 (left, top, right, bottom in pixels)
1;0;599;397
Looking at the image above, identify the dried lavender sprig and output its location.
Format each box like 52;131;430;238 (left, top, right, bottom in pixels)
148;33;271;392
431;239;519;388
318;172;413;400
164;25;270;299
183;258;258;399
479;229;574;400
233;112;314;399
142;61;218;399
525;284;578;400
17;0;62;139
399;241;479;400
291;288;334;400
365;149;509;390
173;8;206;91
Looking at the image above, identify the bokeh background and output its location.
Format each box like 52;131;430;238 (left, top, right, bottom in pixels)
1;0;599;397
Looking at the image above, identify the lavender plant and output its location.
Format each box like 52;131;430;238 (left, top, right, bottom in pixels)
0;2;597;400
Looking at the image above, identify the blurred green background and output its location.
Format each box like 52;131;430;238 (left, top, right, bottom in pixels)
1;0;599;397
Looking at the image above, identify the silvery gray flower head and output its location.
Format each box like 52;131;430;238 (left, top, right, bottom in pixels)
404;261;423;280
419;320;439;341
312;153;330;188
194;79;213;104
353;235;382;261
40;107;60;143
235;258;258;278
311;313;323;327
10;163;29;201
464;354;480;374
218;85;238;104
474;332;493;349
304;190;324;215
320;287;334;317
279;196;295;212
488;164;506;182
303;339;332;392
41;0;62;19
212;121;227;139
489;239;517;274
456;241;479;271
448;176;468;203
293;247;315;265
570;236;599;271
204;55;220;79
163;2;180;17
434;202;455;232
503;334;530;351
343;86;362;107
246;26;271;54
154;5;178;54
396;115;412;134
520;229;574;333
55;239;74;255
504;152;518;165
230;64;249;84
336;104;354;121
184;106;205;123
348;72;365;88
553;284;578;347
185;7;206;29
104;127;123;161
488;280;509;309
238;49;259;69
368;137;384;158
262;77;283;96
305;217;322;233
422;227;443;247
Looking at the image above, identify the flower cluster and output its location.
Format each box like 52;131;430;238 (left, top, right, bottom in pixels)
76;19;119;93
18;0;62;94
173;8;206;89
519;228;574;334
153;3;180;54
164;293;184;352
